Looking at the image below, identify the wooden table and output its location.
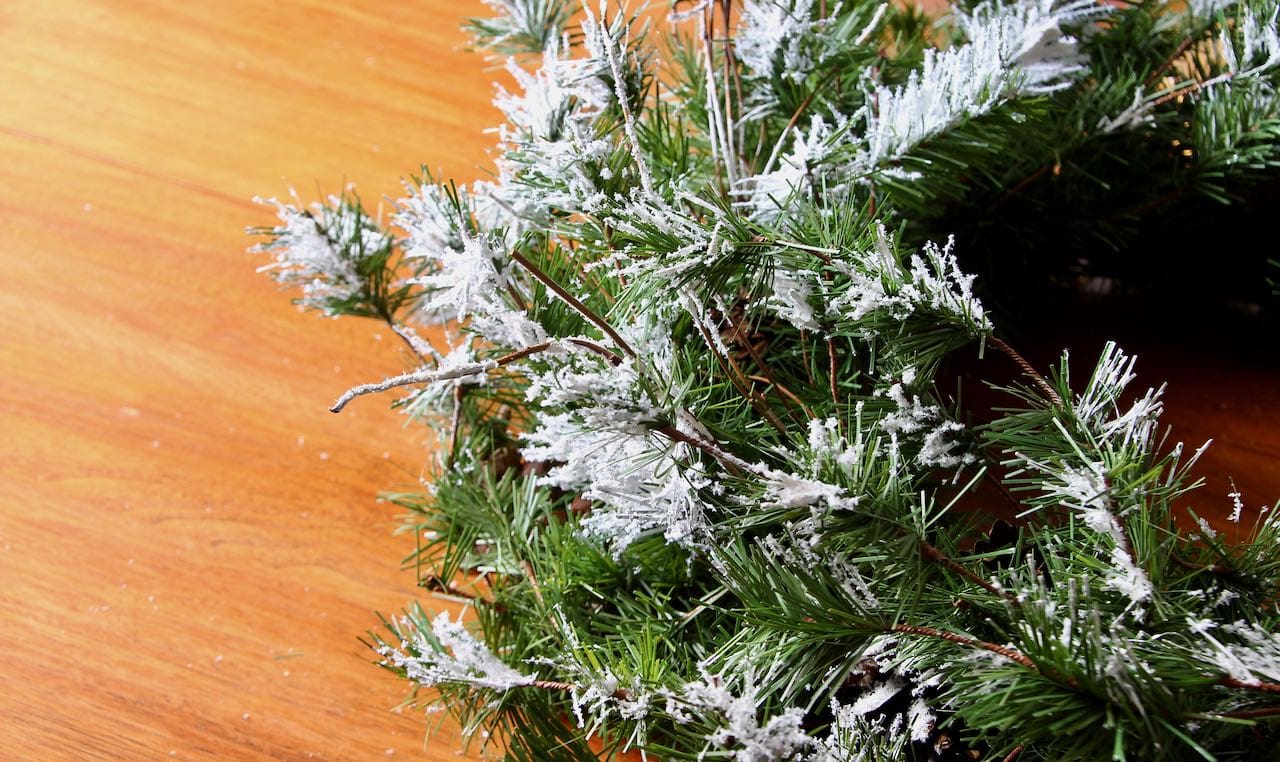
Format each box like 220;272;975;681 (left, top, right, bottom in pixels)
2;1;1277;760
0;1;494;758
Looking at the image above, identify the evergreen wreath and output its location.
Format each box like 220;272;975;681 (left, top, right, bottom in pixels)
251;0;1280;758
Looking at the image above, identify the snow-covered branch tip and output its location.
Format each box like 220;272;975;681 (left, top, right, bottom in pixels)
330;360;501;413
330;337;628;412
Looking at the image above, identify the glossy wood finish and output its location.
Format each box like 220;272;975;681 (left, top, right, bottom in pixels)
1;1;1277;760
0;1;494;757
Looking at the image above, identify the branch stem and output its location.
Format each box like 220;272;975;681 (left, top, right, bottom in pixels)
1172;556;1236;576
1220;677;1280;695
387;321;432;362
1145;35;1197;87
920;540;1019;605
330;338;619;412
656;423;752;474
1214;706;1280;719
510;251;636;357
890;623;1037;671
986;336;1063;407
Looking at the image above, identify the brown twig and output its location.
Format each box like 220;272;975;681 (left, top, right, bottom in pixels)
799;329;815;386
1172;556;1236;576
528;679;633;701
520;559;545;607
1002;744;1026;762
510;250;637;358
726;313;779;386
1145;35;1198;87
827;336;840;407
331;338;620;413
421;575;479;599
529;679;577;692
1213;706;1280;719
689;308;785;434
986;336;1063;407
770;85;821;173
505;281;530;312
655;423;752;474
989;162;1054;213
447;385;465;468
1151;71;1232;109
920;540;1020;606
720;313;801;431
747;375;815;419
1220;678;1280;695
889;623;1038;671
566;338;624;366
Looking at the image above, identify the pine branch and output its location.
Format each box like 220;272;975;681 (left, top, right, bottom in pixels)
260;2;1280;757
1214;706;1280;720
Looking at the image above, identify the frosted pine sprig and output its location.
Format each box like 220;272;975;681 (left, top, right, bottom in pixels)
378;611;535;692
668;669;811;762
827;229;994;336
251;193;392;316
735;0;830;85
744;0;1107;214
464;0;577;56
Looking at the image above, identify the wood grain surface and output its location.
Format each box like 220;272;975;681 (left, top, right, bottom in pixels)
0;0;496;758
1;1;1277;760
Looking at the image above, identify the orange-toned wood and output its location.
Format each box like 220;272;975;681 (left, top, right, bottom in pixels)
0;0;497;758
1;1;1278;761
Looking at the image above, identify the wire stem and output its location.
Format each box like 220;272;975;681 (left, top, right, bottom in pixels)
331;339;620;413
1172;556;1236;576
920;540;1019;605
1220;677;1280;695
510;251;637;357
986;336;1063;407
890;623;1037;671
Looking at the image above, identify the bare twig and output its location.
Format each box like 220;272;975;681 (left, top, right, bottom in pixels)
920;540;1020;605
510;250;637;357
1213;706;1280;719
747;375;815;419
1145;35;1198;87
520;560;545;607
1151;71;1232;109
447;385;465;469
1213;706;1280;717
331;359;503;413
890;623;1038;671
656;423;752;474
827;336;840;407
528;679;633;701
387;321;433;362
989;162;1054;213
986;336;1063;407
1220;678;1280;695
1172;556;1236;576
